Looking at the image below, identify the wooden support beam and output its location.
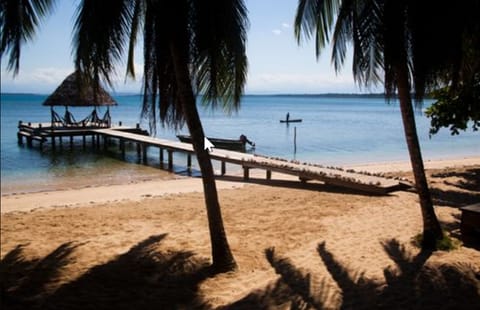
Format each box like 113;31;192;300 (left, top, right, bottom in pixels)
82;135;86;149
96;134;101;149
137;143;141;157
142;144;148;163
243;166;250;180
70;135;74;148
266;170;272;180
221;161;226;175
120;139;125;158
159;148;164;163
168;150;173;171
187;154;192;168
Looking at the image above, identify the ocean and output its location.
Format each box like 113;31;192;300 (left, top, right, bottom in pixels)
1;93;478;194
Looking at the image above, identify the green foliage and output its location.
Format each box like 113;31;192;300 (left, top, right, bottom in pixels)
412;231;461;251
425;76;480;136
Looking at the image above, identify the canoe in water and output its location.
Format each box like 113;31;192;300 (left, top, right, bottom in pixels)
176;134;254;152
280;119;302;123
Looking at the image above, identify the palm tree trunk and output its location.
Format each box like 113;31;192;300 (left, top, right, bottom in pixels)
169;43;237;272
395;62;443;249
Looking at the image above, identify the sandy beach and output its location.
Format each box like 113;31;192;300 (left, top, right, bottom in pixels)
1;156;479;309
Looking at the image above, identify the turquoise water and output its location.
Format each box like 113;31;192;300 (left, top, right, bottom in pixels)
1;93;478;193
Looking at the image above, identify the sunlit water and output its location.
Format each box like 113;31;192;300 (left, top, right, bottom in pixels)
1;93;478;194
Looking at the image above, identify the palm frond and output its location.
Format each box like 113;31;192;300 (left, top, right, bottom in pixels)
141;0;189;131
0;0;56;75
73;0;135;86
294;0;339;58
193;0;249;112
126;0;144;79
330;0;354;72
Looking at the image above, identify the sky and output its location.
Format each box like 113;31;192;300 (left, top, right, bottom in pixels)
0;0;381;95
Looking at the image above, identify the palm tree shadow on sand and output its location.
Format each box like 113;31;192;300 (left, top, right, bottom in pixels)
1;234;215;310
429;168;480;207
223;240;480;309
1;242;81;309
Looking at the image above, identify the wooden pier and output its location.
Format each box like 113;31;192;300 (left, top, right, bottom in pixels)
17;121;148;150
17;123;406;194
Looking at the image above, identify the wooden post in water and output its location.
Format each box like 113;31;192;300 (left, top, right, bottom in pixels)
159;148;164;164
17;121;23;144
187;154;192;175
17;122;23;145
136;143;141;158
167;150;173;171
103;135;108;150
120;139;125;158
294;126;297;154
142;143;148;163
221;161;226;175
96;134;101;149
243;166;250;180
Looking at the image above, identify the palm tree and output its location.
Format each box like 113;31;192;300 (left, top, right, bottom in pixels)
1;0;248;272
295;0;478;249
75;0;248;272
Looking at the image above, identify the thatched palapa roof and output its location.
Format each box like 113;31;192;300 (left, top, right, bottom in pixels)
43;72;117;107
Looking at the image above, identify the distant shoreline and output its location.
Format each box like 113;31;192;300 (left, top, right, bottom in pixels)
1;92;425;99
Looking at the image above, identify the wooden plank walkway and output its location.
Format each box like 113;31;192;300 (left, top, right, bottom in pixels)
94;128;404;194
17;121;148;149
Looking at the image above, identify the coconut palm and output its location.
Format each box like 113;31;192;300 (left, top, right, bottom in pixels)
1;0;247;272
73;0;247;272
295;0;478;249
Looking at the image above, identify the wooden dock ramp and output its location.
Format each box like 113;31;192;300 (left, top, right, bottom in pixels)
95;128;404;194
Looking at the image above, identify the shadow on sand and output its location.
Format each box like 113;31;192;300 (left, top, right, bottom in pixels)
224;240;480;310
2;236;479;309
1;234;214;310
430;168;480;207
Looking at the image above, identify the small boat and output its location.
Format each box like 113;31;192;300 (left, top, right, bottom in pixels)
280;119;302;123
177;134;255;152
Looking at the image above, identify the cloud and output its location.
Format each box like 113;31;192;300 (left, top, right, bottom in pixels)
272;23;291;36
1;63;147;93
245;72;371;94
1;67;73;93
272;29;282;35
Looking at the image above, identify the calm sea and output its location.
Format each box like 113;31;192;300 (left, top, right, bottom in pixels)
1;93;478;194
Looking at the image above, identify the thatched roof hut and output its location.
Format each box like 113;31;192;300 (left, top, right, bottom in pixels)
43;71;117;107
43;72;117;128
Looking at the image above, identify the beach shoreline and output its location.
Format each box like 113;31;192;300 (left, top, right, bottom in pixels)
2;155;479;214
